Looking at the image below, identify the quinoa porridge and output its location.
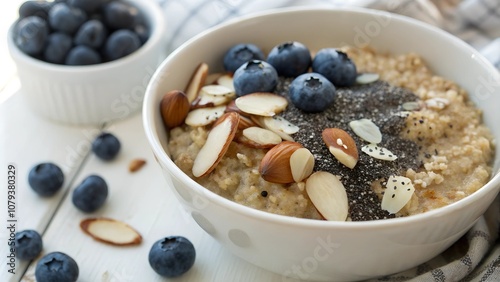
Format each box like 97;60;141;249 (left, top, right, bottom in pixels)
163;45;494;221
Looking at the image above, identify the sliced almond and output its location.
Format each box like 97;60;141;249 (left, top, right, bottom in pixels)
200;85;235;97
216;74;235;91
259;141;303;184
235;93;288;116
160;90;190;129
242;127;282;146
225;100;249;117
290;148;315;183
128;159;146;172
195;92;233;107
356;73;379;85
348;118;382;144
322;128;359;169
80;218;142;246
185;63;209;103
381;176;415;214
238;115;257;130
185;105;226;127
205;73;223;85
262;116;299;135
192;112;240;177
252;116;296;141
306;171;348;221
236;134;276;149
425;97;449;110
361;143;398;161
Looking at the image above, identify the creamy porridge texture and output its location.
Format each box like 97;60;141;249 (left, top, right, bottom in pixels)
165;45;494;221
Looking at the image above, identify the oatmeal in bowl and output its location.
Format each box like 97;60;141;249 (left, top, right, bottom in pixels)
143;7;500;281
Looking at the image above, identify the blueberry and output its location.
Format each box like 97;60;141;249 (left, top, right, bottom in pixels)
233;60;278;97
103;29;141;61
48;3;87;35
149;236;196;278
103;1;141;30
74;19;107;49
68;0;107;13
28;162;64;197
43;32;72;64
35;252;79;282
223;43;265;73
267;41;311;78
14;16;49;56
19;1;54;20
65;45;101;65
134;24;149;44
15;230;43;261
72;175;108;213
312;48;357;87
289;72;336;113
92;132;121;160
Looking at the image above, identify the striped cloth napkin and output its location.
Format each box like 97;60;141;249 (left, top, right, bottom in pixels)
159;0;500;281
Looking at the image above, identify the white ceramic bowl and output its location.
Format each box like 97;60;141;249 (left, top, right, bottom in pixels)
7;0;166;125
143;7;500;281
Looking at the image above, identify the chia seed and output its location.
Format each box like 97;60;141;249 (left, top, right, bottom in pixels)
275;79;421;221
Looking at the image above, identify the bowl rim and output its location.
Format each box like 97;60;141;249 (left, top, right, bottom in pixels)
143;6;500;230
7;0;166;73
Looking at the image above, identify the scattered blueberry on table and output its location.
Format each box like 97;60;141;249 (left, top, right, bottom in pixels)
149;236;196;278
72;175;109;213
28;162;64;197
35;252;79;282
13;0;149;65
92;132;121;161
15;230;43;261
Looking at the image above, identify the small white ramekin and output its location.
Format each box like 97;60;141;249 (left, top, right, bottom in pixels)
7;0;166;125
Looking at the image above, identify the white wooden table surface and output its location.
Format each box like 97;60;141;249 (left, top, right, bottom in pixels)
0;1;289;281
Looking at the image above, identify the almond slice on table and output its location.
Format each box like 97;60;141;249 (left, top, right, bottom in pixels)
160;90;190;129
185;62;209;103
80;218;142;246
306;171;348;221
235;93;288;116
381;175;415;214
192;112;240;177
185;105;226;127
322;128;359;169
348;118;382;144
128;159;146;172
361;143;398;161
216;74;235;91
259;141;303;184
290;148;315;183
242;127;282;146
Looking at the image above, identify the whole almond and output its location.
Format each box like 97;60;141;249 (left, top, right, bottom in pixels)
322;128;359;169
259;141;303;184
160;90;190;129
